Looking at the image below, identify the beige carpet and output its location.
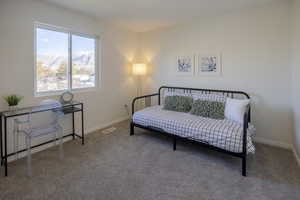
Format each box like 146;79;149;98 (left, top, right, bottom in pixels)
0;120;299;200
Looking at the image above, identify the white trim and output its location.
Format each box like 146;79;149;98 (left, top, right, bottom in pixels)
34;87;98;98
292;147;300;167
254;136;292;150
86;116;130;134
34;22;38;96
33;22;100;97
68;29;72;90
35;22;99;39
9;116;300;169
254;136;300;167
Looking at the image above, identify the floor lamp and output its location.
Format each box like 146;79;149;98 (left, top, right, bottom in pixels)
132;63;147;110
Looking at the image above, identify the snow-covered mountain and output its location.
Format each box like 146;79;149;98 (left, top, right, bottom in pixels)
37;52;94;69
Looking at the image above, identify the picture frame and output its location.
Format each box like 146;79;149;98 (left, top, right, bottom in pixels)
175;55;194;76
196;53;222;76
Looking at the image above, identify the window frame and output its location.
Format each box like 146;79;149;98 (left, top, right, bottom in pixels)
34;22;99;97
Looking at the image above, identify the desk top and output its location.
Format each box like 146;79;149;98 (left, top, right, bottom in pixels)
0;101;82;118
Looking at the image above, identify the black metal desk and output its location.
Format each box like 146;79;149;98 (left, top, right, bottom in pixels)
0;101;84;176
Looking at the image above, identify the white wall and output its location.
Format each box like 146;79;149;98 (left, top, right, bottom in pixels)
140;0;293;148
0;0;298;159
0;0;139;155
291;0;300;159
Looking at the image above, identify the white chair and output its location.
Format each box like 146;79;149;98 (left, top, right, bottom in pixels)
13;100;64;176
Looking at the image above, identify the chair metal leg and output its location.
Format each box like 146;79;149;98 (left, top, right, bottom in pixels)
59;129;64;160
13;124;18;160
16;132;19;160
26;137;32;177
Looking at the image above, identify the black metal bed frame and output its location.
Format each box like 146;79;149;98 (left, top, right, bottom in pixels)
130;86;251;176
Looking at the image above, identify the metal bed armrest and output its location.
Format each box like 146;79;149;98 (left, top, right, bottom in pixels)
132;93;159;115
242;106;250;154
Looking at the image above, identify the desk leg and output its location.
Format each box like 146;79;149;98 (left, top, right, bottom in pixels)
0;116;2;166
4;117;7;176
81;104;84;145
72;109;75;140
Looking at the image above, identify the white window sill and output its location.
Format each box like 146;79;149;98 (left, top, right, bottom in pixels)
34;87;98;98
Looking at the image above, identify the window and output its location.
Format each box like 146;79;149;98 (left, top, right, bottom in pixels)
35;23;98;95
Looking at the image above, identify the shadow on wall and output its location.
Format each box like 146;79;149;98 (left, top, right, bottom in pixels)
246;93;293;146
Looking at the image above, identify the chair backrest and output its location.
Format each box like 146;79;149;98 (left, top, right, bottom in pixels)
28;100;63;127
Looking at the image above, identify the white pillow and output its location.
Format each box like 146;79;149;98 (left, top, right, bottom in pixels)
225;98;250;124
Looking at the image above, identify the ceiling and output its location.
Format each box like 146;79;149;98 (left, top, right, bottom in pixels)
41;0;277;32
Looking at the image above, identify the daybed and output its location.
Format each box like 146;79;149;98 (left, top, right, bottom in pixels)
130;86;255;176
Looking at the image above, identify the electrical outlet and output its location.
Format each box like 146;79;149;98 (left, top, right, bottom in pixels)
124;104;129;115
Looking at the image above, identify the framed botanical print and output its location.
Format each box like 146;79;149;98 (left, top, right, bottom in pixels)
175;55;194;76
196;53;222;76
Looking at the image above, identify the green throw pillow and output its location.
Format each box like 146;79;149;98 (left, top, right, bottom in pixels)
190;100;211;117
163;96;193;113
190;100;225;119
209;101;225;120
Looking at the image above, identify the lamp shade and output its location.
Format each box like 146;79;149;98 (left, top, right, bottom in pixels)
132;63;146;75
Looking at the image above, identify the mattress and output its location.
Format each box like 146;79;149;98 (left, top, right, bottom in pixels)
133;105;255;153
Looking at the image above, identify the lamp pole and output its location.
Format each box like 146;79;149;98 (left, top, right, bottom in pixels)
136;75;142;110
132;63;146;110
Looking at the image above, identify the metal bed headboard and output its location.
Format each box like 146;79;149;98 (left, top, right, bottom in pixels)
158;86;251;122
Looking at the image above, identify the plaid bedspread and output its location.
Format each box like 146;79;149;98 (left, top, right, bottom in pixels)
133;105;255;153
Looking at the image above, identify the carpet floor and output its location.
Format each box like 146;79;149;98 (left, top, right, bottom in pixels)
0;120;299;200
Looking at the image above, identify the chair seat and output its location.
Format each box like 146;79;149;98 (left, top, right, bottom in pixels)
19;125;61;138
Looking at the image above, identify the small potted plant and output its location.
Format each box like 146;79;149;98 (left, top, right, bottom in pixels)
4;95;23;110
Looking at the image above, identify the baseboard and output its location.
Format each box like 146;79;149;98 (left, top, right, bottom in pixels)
86;116;130;134
292;147;300;167
254;137;292;150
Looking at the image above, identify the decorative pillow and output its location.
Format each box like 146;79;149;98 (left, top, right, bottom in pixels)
163;91;192;104
225;98;250;124
163;95;193;113
190;100;225;119
209;101;225;119
190;100;211;117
